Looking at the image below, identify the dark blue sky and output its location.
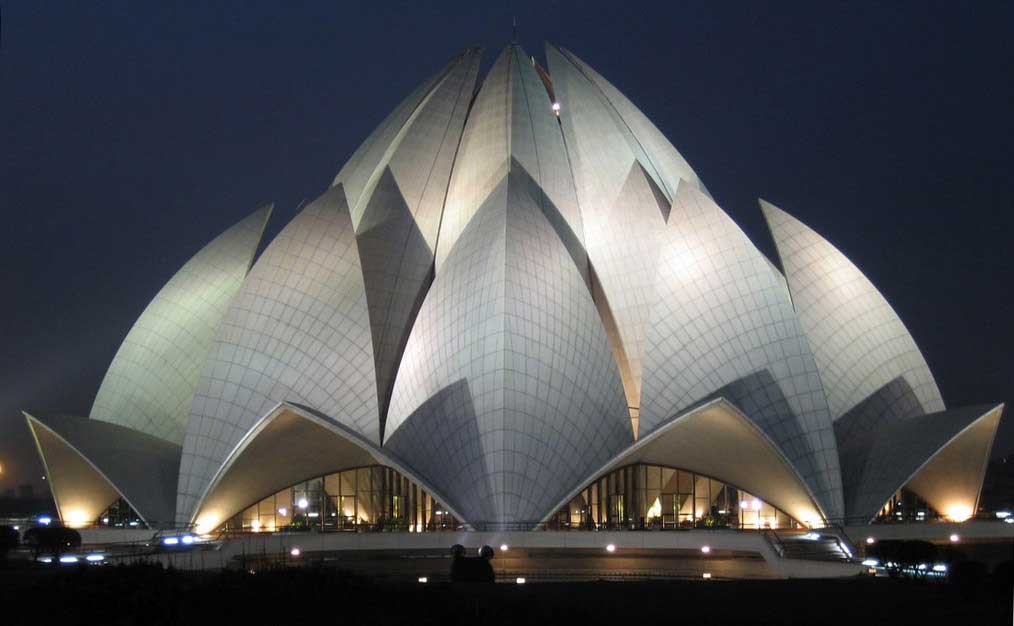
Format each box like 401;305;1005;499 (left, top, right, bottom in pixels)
2;1;1012;492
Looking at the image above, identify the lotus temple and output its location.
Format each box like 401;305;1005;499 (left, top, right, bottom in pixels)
21;44;1005;573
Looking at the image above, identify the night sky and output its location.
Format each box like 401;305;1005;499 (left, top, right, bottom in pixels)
2;1;1012;494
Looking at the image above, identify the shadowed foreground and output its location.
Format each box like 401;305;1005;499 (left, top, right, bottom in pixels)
3;563;1012;626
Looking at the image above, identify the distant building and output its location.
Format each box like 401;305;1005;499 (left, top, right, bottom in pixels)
22;44;1003;533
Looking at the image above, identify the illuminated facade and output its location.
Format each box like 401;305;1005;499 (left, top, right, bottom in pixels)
24;44;1003;533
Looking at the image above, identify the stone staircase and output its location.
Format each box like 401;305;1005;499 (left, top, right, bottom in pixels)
771;530;855;562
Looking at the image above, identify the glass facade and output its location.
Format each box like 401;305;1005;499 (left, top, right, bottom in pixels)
95;497;146;528
548;463;802;530
223;465;461;533
876;488;941;523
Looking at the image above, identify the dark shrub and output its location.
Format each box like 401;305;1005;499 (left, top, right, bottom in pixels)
949;560;988;597
22;525;81;559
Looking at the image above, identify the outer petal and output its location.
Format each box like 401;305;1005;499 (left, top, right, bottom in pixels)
640;183;843;520
90;206;271;444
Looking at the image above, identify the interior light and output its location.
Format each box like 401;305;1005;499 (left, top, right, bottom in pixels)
102;517;110;524
702;573;712;579
701;546;711;554
290;547;301;557
551;102;560;112
250;520;261;532
945;505;972;522
308;512;319;518
417;577;428;583
500;544;509;552
751;500;762;511
606;544;616;553
865;537;875;545
949;534;959;543
278;508;288;517
516;577;526;584
297;498;309;509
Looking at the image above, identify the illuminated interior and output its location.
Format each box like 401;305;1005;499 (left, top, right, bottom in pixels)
223;465;460;533
548;463;804;530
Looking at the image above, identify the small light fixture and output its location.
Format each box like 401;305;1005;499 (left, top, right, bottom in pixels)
278;507;288;516
417;576;428;583
290;547;301;557
701;546;711;554
949;533;959;543
250;520;261;532
297;498;309;510
516;577;526;584
606;543;616;553
865;537;875;545
702;572;712;579
500;544;509;552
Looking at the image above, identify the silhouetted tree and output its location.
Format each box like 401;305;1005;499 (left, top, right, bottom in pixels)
22;525;81;561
